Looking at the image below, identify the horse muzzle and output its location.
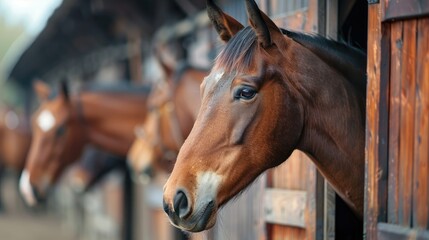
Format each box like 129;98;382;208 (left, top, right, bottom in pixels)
19;170;46;206
163;190;217;232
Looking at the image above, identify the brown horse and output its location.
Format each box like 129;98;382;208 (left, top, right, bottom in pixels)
19;81;149;206
162;0;366;232
127;63;207;182
0;105;31;211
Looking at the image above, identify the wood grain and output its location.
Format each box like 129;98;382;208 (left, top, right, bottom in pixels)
398;19;417;228
365;3;383;239
412;18;429;230
388;21;403;225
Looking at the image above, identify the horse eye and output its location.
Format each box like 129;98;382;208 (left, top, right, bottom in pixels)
236;87;257;100
55;125;66;137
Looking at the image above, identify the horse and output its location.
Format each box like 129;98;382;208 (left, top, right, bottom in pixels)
19;81;149;206
162;0;366;232
0;106;32;211
127;63;207;182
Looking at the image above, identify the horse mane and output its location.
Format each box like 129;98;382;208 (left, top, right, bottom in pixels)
281;29;367;95
216;26;367;95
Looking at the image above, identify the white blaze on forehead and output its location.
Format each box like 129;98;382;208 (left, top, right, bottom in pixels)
202;70;226;97
19;170;37;206
37;110;56;132
195;172;222;204
214;71;224;83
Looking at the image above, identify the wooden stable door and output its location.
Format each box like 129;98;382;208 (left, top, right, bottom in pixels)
366;1;429;239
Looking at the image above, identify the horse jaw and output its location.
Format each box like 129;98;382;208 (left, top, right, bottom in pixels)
19;170;37;206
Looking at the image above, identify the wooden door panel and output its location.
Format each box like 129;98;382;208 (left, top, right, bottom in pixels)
366;0;429;238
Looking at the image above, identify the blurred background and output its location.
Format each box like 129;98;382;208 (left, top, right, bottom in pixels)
0;1;214;239
0;0;367;239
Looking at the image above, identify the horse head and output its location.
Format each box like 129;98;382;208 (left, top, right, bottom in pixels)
127;83;178;183
20;81;86;205
163;0;366;232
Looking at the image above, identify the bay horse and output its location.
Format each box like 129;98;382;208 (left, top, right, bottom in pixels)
19;81;149;206
162;0;366;232
127;63;207;182
0;106;31;211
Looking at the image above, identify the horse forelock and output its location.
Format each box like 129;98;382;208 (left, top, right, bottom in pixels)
215;27;258;74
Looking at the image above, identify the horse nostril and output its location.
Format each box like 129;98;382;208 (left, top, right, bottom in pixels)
173;190;190;219
163;199;170;214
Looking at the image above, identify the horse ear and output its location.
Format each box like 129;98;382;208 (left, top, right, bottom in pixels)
60;81;69;102
207;0;244;42
245;0;280;48
33;80;51;101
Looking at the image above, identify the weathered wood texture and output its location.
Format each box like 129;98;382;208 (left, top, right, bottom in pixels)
267;151;315;240
398;19;417;228
366;1;429;238
378;223;429;240
365;3;384;239
212;177;266;240
264;189;307;228
413;18;429;230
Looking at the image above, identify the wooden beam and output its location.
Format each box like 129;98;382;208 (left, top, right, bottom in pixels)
384;0;429;22
365;2;388;239
263;188;307;228
378;223;429;240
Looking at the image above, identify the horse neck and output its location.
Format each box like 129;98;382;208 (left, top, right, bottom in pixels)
76;92;147;157
291;44;366;217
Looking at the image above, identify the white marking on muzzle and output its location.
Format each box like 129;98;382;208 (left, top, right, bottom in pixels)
195;172;222;207
19;170;37;206
37;110;56;132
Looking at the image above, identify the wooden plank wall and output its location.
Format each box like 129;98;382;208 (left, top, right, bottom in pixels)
266;151;318;239
365;3;384;238
386;16;429;231
366;1;429;238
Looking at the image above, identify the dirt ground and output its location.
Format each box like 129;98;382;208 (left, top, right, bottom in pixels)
0;171;75;240
0;212;75;240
